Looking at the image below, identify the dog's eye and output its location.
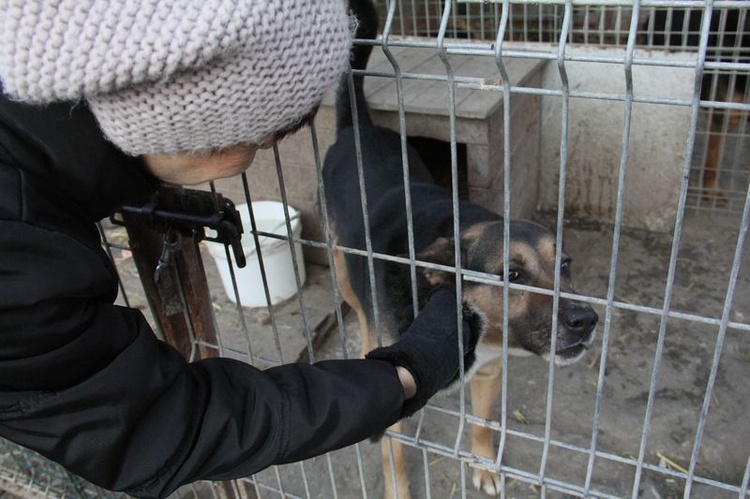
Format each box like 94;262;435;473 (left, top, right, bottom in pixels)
500;270;521;282
561;258;572;275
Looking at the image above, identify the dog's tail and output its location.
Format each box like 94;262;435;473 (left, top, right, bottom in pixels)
336;0;379;132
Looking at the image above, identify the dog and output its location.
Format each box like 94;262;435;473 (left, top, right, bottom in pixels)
652;6;749;206
322;1;598;497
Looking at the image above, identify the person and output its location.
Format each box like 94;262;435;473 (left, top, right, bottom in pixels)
0;1;470;497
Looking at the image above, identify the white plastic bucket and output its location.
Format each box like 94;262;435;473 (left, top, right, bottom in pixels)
207;201;306;307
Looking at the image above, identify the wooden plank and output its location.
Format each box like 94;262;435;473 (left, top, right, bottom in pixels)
364;45;446;113
453;57;545;118
325;45;543;132
398;52;486;117
122;214;220;361
363;49;544;120
321;44;433;107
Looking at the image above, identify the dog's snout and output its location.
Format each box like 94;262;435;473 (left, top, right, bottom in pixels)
562;303;598;336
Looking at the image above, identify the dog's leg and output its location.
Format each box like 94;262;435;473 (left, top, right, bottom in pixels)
381;420;411;499
332;246;410;497
332;246;371;356
703;116;730;206
702;91;745;206
470;358;503;496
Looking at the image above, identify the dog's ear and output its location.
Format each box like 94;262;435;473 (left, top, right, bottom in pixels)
417;237;462;287
417;224;490;286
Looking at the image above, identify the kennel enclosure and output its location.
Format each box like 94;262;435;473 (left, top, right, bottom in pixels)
1;1;749;498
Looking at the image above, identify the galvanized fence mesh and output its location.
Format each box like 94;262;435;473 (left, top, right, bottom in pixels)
2;1;748;498
378;0;750;214
377;0;746;48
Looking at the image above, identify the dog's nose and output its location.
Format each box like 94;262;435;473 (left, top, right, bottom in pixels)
562;302;598;337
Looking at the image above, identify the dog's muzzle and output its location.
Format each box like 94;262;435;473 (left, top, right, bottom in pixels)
553;302;598;365
561;301;598;342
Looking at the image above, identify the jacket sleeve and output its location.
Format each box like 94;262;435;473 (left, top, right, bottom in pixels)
0;216;405;498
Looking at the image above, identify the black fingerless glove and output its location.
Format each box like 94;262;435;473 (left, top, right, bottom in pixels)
366;288;475;418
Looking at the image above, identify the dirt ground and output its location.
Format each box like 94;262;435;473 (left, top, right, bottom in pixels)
101;204;750;499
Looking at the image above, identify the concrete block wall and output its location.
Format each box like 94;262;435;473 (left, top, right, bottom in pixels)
538;46;696;232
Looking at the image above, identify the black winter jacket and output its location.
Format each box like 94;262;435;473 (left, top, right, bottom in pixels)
0;94;404;497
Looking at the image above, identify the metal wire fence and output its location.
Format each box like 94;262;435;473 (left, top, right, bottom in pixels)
379;0;750;213
2;0;748;498
377;0;747;48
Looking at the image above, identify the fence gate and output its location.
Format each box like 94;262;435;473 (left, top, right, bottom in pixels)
2;1;749;498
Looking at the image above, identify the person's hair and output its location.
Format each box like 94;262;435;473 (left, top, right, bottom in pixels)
270;104;321;144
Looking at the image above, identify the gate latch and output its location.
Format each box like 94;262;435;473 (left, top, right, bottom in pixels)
113;185;247;268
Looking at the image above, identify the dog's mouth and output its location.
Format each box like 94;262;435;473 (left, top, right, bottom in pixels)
549;331;595;365
530;323;596;366
540;343;588;366
554;342;588;364
511;316;598;366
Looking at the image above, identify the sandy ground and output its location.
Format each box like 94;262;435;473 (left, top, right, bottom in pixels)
98;204;750;499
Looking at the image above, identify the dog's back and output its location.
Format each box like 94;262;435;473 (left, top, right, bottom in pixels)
322;0;440;332
323;0;433;227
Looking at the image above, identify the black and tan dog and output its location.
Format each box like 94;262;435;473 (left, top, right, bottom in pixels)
322;1;598;497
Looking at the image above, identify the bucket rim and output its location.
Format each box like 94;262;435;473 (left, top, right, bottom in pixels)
206;200;302;260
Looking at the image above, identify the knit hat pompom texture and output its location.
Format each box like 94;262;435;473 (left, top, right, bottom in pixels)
0;0;352;155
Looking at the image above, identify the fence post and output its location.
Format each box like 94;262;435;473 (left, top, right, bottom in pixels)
122;213;219;360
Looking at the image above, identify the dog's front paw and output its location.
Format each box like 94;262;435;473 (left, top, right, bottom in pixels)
472;468;502;496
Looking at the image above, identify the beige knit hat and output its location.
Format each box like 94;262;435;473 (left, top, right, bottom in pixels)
0;0;352;155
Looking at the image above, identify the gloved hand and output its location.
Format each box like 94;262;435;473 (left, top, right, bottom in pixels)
366;287;476;418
